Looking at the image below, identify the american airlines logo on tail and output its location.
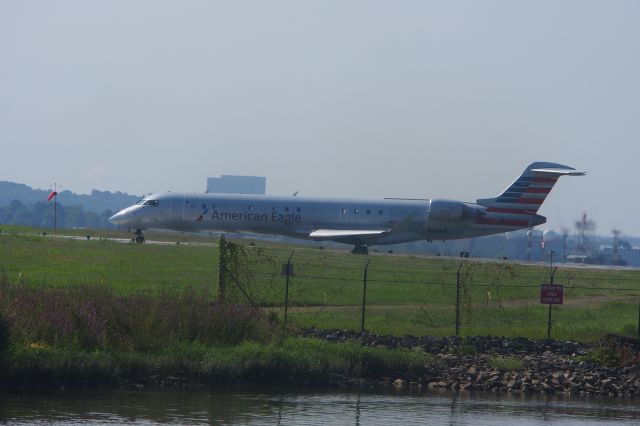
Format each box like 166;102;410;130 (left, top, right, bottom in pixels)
476;162;585;229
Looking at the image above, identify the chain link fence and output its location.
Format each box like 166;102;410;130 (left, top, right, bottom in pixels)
217;239;640;342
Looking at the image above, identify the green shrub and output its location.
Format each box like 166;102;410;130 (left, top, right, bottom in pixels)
581;336;640;367
5;338;437;389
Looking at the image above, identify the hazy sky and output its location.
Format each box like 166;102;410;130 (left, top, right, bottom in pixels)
1;1;639;236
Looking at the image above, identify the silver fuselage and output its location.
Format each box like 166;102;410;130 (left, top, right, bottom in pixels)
109;192;544;245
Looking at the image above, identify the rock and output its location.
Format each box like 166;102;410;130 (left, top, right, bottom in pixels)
567;380;580;389
297;328;640;396
393;379;406;388
459;382;473;391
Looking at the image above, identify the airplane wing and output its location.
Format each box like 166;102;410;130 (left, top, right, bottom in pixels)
309;229;386;238
308;229;387;245
308;213;416;245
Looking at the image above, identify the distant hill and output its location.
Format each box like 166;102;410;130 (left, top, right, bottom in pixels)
0;181;140;213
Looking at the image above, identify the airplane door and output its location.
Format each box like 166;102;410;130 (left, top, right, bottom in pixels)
171;196;185;221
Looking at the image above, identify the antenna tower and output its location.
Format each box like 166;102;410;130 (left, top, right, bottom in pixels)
561;227;569;260
612;229;622;264
574;212;596;256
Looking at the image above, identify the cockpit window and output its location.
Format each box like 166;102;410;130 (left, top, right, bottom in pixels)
135;199;144;205
143;200;159;207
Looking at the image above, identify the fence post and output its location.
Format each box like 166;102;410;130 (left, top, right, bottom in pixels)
637;297;640;340
283;251;294;328
455;263;462;336
547;252;557;340
547;301;552;339
217;236;228;303
361;257;371;332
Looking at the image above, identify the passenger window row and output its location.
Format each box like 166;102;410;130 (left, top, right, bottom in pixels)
352;208;384;215
182;200;394;217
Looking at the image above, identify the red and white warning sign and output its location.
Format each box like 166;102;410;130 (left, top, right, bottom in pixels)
540;284;563;305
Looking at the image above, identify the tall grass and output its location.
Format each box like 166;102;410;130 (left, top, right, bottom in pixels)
0;277;277;352
5;337;436;389
0;275;438;389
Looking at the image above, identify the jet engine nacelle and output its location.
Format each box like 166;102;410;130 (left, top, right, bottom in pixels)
428;199;481;222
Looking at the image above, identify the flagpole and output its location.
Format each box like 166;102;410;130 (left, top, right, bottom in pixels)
54;182;57;235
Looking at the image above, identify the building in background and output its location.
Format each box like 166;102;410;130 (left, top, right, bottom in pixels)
206;175;266;195
599;246;640;267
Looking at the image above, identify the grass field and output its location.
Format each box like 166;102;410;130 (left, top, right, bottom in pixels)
1;225;640;341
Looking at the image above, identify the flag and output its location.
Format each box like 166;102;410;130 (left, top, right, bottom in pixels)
47;191;57;202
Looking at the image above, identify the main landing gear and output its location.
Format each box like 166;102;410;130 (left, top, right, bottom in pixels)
351;244;369;255
133;228;145;244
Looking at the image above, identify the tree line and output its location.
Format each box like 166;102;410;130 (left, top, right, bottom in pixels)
0;200;115;229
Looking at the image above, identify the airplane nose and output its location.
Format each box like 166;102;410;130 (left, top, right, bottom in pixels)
109;210;127;225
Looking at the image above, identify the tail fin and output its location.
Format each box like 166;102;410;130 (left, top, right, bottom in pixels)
477;162;585;214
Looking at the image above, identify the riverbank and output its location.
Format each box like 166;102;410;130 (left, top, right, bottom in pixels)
303;328;640;396
4;329;640;396
1;337;433;392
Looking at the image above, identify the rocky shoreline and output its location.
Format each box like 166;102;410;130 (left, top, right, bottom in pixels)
302;328;640;397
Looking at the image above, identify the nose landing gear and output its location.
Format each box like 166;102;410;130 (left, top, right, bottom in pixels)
133;228;145;244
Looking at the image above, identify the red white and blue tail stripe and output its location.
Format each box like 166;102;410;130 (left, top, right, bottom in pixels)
475;162;585;228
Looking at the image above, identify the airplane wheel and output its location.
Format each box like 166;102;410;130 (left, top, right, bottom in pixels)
134;229;145;244
351;245;368;255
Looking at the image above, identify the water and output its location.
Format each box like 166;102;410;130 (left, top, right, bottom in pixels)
1;388;640;425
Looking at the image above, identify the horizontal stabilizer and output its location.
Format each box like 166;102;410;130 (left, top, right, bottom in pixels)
530;168;586;176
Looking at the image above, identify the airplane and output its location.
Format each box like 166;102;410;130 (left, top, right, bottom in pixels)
109;162;584;254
